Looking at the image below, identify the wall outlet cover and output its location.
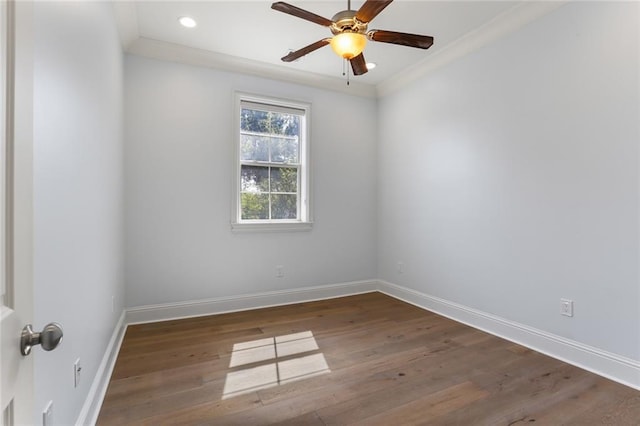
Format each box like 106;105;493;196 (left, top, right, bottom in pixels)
560;298;573;317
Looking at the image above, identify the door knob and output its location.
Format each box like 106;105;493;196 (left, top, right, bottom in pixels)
20;322;64;356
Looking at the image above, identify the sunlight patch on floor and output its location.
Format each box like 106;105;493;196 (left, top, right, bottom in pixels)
223;331;330;399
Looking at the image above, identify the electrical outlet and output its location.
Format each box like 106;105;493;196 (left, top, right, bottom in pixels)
560;299;573;317
43;401;53;426
276;265;284;278
396;261;404;274
74;358;82;388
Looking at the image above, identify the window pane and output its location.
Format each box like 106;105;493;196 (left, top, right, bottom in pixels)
241;165;269;192
271;167;298;193
241;193;269;220
278;114;300;137
271;194;297;219
241;108;269;133
240;134;269;162
241;109;300;137
270;136;299;164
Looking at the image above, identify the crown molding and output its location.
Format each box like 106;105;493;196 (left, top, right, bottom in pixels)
114;2;568;99
112;1;139;50
376;1;569;98
126;37;377;98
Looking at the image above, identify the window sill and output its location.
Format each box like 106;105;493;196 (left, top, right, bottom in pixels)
230;221;313;233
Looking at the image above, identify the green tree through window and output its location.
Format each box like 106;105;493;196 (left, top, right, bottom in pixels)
236;96;309;225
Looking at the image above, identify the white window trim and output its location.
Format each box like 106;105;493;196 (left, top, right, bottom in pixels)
231;92;313;232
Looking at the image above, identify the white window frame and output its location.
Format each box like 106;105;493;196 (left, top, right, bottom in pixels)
0;0;7;303
231;92;313;232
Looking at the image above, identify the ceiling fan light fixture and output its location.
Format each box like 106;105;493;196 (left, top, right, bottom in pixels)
330;32;367;59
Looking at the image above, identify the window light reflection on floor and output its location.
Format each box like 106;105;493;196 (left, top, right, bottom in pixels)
223;331;330;399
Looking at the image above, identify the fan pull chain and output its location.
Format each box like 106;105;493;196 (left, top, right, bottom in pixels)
341;58;350;86
346;59;350;86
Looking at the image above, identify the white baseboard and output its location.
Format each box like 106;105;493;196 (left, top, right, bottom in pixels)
125;279;379;325
75;311;127;426
82;278;639;425
378;280;640;391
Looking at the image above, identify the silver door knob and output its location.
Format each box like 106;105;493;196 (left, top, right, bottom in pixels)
20;322;64;356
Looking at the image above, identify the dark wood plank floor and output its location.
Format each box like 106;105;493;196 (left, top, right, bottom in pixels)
97;292;640;425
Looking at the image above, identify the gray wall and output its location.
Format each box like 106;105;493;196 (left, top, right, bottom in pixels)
33;2;124;424
30;3;638;423
124;55;378;307
377;1;639;361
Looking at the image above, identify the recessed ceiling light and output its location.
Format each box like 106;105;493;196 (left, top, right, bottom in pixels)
366;62;377;70
178;16;197;28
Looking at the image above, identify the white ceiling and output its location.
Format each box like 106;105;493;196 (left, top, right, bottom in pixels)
116;1;565;96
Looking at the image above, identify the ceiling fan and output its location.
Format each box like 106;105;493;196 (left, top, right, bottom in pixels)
271;0;434;76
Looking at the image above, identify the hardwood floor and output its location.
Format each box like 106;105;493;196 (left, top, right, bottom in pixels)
97;292;640;425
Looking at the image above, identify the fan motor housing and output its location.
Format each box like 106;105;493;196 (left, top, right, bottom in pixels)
330;10;368;35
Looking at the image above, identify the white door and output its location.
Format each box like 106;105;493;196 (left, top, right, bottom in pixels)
0;1;35;424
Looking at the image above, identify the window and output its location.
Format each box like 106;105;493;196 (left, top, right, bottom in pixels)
232;93;312;231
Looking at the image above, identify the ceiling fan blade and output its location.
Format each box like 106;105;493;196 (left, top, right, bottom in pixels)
281;38;331;62
350;53;368;76
355;0;394;23
271;2;333;27
368;30;434;49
